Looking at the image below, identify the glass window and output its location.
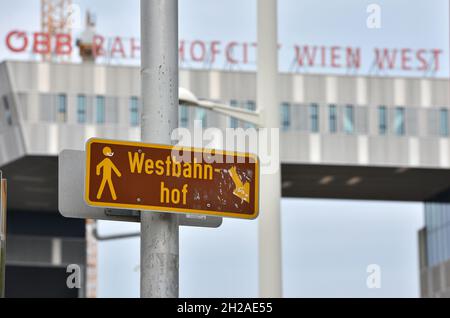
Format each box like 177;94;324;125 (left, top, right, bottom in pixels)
245;101;256;129
96;96;105;124
394;107;405;136
438;227;444;264
2;95;12;125
440;108;448;137
230;100;239;129
281;103;291;130
130;97;140;126
196;108;207;128
180;105;189;128
77;95;86;124
310;103;319;133
246;100;256;111
344;105;354;134
444;225;450;262
329;105;337;133
57;94;67;123
378;106;387;135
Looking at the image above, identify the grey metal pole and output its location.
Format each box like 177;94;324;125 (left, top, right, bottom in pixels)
257;0;282;297
140;0;179;298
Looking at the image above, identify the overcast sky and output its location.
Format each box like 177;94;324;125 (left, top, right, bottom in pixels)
1;0;448;297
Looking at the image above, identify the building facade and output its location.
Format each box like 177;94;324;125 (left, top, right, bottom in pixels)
419;197;450;298
0;60;449;297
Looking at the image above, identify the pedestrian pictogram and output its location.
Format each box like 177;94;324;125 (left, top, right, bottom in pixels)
96;146;122;201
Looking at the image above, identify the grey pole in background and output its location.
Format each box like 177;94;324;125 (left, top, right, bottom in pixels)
257;0;282;297
140;0;179;298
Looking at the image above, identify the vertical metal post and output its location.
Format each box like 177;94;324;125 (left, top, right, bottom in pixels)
257;0;282;297
140;0;179;298
0;174;7;298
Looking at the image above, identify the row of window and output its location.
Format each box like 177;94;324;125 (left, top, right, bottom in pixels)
54;94;141;126
281;103;370;135
280;103;449;137
230;100;256;129
16;94;450;138
180;100;257;130
56;93;199;127
281;103;357;134
180;106;209;129
280;103;358;134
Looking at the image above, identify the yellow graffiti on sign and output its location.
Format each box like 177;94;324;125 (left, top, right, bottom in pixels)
229;166;250;203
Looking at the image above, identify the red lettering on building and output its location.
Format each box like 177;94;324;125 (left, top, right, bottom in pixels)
110;37;126;59
210;41;221;64
374;48;397;70
401;48;412;71
226;42;239;64
179;40;186;62
416;49;428;71
93;35;105;57
431;49;442;72
295;45;361;69
130;38;140;59
6;30;28;53
346;47;360;68
190;40;206;62
32;32;51;55
2;30;444;74
55;33;72;55
320;46;326;67
295;45;317;67
331;46;341;68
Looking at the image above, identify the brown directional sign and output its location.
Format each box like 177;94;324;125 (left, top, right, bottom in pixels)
85;139;259;219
